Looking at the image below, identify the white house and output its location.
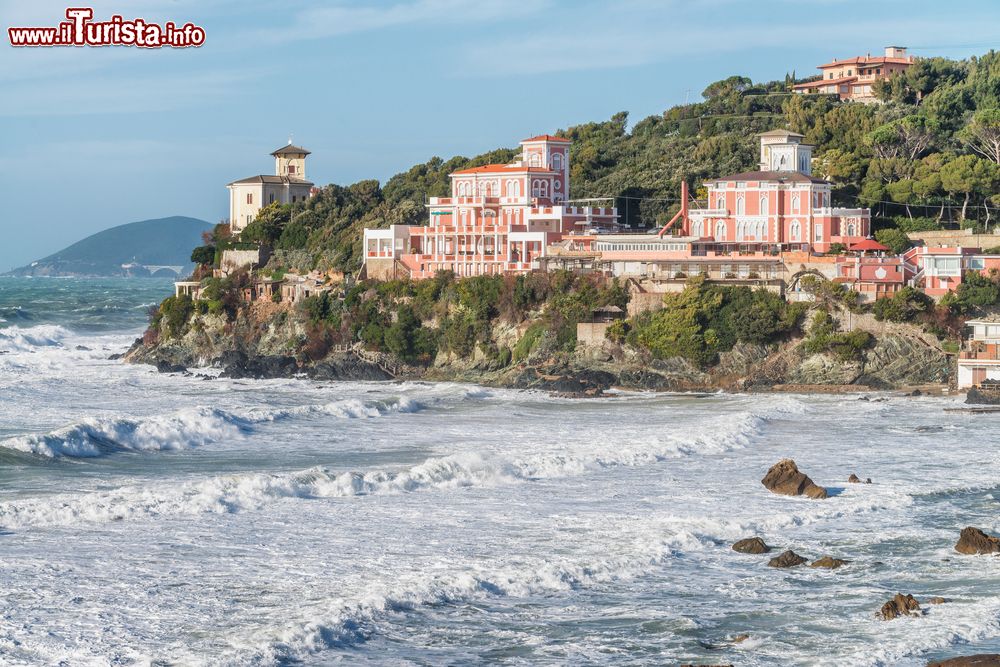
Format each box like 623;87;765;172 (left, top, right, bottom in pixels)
227;143;315;233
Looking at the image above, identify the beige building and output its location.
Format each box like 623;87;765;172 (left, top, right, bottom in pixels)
228;143;315;233
792;46;915;102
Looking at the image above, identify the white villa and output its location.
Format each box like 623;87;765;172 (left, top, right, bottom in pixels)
227;143;315;233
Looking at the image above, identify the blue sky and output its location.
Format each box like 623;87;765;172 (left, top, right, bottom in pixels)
1;0;998;270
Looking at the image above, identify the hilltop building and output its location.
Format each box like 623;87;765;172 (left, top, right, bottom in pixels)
792;46;915;102
363;135;618;279
228;143;315;233
686;130;870;253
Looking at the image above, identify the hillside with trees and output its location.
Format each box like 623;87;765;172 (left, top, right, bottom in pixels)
190;50;1000;272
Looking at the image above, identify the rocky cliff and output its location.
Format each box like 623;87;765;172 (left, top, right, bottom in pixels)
125;301;953;395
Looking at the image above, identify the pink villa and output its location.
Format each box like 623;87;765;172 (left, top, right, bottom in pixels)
792;46;915;102
363;135;618;280
683;130;870;253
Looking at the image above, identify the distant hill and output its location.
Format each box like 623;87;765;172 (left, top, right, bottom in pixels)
8;216;212;277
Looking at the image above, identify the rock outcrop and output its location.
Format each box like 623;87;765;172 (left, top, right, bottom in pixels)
955;527;1000;555
879;593;921;620
847;473;872;484
732;537;771;554
761;459;828;499
926;597;948;605
810;556;849;569
768;550;807;568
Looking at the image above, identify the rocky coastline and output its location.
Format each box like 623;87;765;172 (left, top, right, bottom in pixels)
122;306;955;396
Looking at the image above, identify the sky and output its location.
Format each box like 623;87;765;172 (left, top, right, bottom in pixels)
1;0;999;270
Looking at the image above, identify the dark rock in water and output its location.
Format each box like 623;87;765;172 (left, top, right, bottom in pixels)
511;365;615;397
926;596;948;605
967;386;1000;405
810;555;849;569
155;360;187;374
927;655;1000;666
308;356;392;382
732;537;771;554
768;550;807;568
218;352;299;379
955;527;1000;555
761;459;828;499
680;664;734;667
730;633;750;643
107;352;123;360
75;345;91;351
880;593;921;620
848;473;861;483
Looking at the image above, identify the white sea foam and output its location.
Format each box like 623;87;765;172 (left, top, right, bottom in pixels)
0;407;249;458
0;396;806;528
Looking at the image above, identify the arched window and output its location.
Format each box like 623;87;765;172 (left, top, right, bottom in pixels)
759;195;769;217
691;220;703;237
736;196;745;216
531;179;541;197
846;222;857;237
790;220;801;242
552;153;563;171
757;221;767;240
715;220;727;240
791;195;800;213
716;194;726;209
528;153;541;167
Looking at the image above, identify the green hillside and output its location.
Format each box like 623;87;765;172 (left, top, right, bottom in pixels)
200;50;1000;272
10;216;212;277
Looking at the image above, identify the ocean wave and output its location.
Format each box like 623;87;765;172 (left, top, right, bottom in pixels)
243;395;424;423
219;526;714;664
0;407;249;458
0;324;73;353
0;396;805;528
0;395;434;461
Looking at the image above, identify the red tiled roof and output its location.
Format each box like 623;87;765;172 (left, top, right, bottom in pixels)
521;134;571;143
819;56;912;68
450;164;555;175
709;170;830;185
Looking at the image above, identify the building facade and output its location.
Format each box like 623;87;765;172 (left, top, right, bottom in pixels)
228;143;315;233
792;46;915;102
363;135;618;280
685;130;870;253
957;319;1000;389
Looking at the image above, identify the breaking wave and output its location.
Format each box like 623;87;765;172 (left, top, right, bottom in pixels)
0;396;806;528
0;407;250;458
0;396;431;460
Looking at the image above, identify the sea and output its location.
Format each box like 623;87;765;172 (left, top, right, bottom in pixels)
1;276;999;666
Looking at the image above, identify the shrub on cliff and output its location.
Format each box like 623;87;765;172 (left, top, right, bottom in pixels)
625;278;804;366
803;311;873;361
152;295;195;339
872;286;933;322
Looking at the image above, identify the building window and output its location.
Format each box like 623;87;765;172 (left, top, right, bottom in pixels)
792;195;800;213
552;153;563;171
790;220;801;241
759;195;768;217
247;193;253;205
288;165;296;175
736;196;745;216
715;220;727;240
269;193;275;204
